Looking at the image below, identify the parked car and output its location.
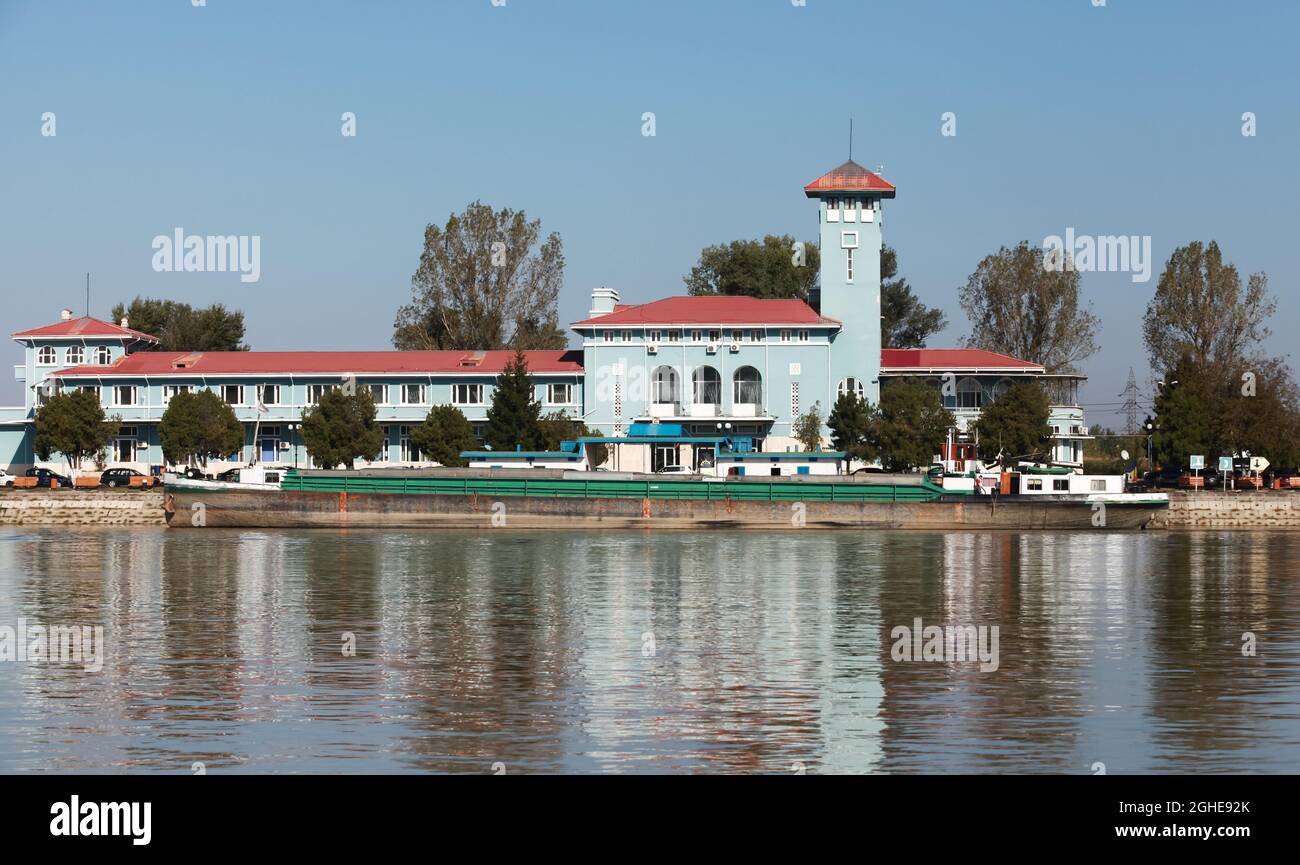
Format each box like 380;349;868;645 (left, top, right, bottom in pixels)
24;467;73;489
654;465;697;476
100;467;157;489
0;469;15;487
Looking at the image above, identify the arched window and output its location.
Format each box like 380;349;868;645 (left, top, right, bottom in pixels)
990;378;1012;402
957;377;982;409
65;346;84;366
37;346;56;364
837;377;865;399
733;366;762;406
692;366;721;405
94;346;112;365
651;365;679;404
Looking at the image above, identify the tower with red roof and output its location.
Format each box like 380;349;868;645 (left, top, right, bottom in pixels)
804;159;896;407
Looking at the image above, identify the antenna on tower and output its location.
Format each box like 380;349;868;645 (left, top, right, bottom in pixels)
85;273;90;317
849;118;853;161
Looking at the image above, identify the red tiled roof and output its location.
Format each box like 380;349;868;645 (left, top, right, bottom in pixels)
12;316;159;342
51;349;584;377
573;296;837;328
880;348;1043;371
804;160;896;198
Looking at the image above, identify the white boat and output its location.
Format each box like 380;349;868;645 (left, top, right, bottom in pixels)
163;465;286;492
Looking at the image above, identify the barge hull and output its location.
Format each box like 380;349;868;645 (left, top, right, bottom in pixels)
164;488;1161;530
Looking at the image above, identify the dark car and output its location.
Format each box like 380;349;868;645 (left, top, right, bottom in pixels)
24;467;72;489
100;467;155;489
1142;465;1185;489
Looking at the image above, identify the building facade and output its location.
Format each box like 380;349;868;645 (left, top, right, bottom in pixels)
0;160;1089;474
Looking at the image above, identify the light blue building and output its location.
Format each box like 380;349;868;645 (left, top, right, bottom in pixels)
0;160;1090;475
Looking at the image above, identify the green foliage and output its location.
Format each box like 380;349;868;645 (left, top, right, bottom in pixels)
873;379;956;471
881;246;946;348
485;350;544;452
791;401;825;452
959;240;1100;373
32;390;119;470
684;235;819;301
301;389;384;470
827;393;876;461
159;389;245;467
394;201;567;350
409;404;479;468
972;381;1051;463
109;297;249;352
537;411;609;466
1143;240;1275;375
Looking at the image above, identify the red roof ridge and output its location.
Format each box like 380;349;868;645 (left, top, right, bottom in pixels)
572;294;835;328
12;315;160;342
804;160;896;198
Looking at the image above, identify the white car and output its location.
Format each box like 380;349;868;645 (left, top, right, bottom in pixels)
0;469;15;487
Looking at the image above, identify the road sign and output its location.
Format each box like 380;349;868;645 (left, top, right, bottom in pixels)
1218;456;1234;473
1189;455;1204;471
1250;456;1270;473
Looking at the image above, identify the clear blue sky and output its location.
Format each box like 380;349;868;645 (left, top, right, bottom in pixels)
2;0;1297;428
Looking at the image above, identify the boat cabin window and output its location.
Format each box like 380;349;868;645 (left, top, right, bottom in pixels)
1090;479;1107;492
1026;478;1043;491
1053;479;1069;491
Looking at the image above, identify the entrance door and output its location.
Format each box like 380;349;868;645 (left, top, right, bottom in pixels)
652;444;679;472
260;438;278;463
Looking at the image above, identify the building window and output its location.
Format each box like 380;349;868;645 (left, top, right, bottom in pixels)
369;384;387;405
220;384;243;405
65;346;84;365
547;382;573;404
400;384;425;405
708;330;721;343
163;384;191;404
601;330;612;342
114;385;136;406
621;330;632;343
259;384;280;406
691;330;702;343
37;346;56;365
452;383;483;405
846;247;855;282
798;329;810;343
837;378;865;399
94;347;112;365
666;331;680;343
733;366;762;406
692;366;721;405
991;379;1012;402
648;330;661;343
652;365;679;405
957;378;982;409
780;330;791;343
114;427;138;463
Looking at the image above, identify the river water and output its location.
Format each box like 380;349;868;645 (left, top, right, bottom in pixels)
0;527;1297;774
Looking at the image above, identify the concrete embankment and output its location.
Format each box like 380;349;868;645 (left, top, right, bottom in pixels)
0;490;165;526
1155;490;1300;529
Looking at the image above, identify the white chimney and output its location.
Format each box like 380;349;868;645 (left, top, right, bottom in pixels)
120;316;129;328
60;308;73;321
589;286;619;317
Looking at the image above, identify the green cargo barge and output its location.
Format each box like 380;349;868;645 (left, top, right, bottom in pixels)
163;468;1167;530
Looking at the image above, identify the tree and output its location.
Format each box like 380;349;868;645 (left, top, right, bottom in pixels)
1142;240;1275;377
32;390;119;471
408;404;479;468
959;241;1100;373
537;411;609;466
881;246;946;348
484;351;544;452
792;401;825;452
972;381;1051;464
393;201;567;351
109;297;249;352
159;389;245;467
827;393;877;462
685;235;819;301
1149;359;1219;467
301;389;384;470
872;379;956;471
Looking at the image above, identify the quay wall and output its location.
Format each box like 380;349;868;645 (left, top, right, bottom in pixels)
1155;491;1300;529
0;491;166;526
